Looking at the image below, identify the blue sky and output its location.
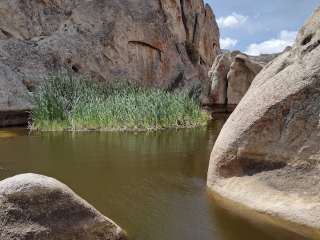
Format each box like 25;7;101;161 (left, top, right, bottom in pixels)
205;0;320;55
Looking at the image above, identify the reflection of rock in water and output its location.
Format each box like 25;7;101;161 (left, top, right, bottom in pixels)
207;192;310;240
0;131;17;138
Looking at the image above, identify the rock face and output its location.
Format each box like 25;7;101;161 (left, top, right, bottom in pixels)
0;0;220;127
208;7;320;237
0;173;126;240
208;51;276;112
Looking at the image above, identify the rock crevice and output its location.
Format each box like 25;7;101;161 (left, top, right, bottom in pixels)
207;51;277;112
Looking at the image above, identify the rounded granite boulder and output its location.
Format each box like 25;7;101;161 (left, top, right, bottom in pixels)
0;173;127;240
208;6;320;239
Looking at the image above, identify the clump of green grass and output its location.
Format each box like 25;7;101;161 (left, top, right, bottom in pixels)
30;73;210;131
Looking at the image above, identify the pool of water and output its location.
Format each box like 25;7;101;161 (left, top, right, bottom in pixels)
0;121;307;240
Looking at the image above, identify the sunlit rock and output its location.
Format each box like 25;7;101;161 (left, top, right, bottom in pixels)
208;6;320;237
0;0;220;126
0;173;127;240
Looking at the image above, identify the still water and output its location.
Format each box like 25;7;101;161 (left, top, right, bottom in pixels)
0;121;306;240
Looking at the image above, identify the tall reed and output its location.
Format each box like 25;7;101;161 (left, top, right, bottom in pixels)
30;73;210;131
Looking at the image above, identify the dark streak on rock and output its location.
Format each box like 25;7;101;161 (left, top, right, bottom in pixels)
192;14;198;44
158;0;168;23
0;29;13;38
180;0;189;40
167;72;184;92
303;39;320;54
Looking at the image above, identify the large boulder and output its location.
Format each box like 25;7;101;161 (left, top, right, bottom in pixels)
0;173;126;240
208;51;277;112
0;0;220;126
207;7;320;237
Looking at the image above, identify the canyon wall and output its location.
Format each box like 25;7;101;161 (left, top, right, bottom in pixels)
0;0;220;126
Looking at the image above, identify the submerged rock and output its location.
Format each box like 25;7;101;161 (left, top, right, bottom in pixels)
0;173;126;240
207;6;320;237
208;51;277;112
0;0;220;126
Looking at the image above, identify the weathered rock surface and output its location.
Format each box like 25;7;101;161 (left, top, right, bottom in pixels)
0;173;126;240
208;51;276;112
0;61;32;126
0;0;220;126
208;7;320;238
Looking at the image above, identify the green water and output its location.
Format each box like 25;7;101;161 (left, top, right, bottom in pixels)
0;121;306;240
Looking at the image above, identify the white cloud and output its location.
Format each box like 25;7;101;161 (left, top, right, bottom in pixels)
220;37;238;49
245;30;297;56
279;30;297;42
217;13;248;28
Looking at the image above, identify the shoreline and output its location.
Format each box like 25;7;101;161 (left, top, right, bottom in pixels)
2;122;210;133
29;124;208;133
207;181;320;240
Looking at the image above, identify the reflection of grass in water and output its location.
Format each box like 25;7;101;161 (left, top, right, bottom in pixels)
0;131;17;138
30;73;210;131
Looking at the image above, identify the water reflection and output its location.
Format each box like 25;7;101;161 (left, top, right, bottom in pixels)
0;130;17;138
0;121;306;240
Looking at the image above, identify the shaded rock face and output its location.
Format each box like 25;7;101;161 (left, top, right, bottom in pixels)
208;51;275;112
0;0;220;126
0;173;126;240
207;7;320;236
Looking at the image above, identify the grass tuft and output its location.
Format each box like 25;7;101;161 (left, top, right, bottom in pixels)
30;73;210;131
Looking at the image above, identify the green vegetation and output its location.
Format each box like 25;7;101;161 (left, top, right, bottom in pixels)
30;73;210;131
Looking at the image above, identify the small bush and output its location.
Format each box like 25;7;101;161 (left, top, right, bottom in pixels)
30;73;210;131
